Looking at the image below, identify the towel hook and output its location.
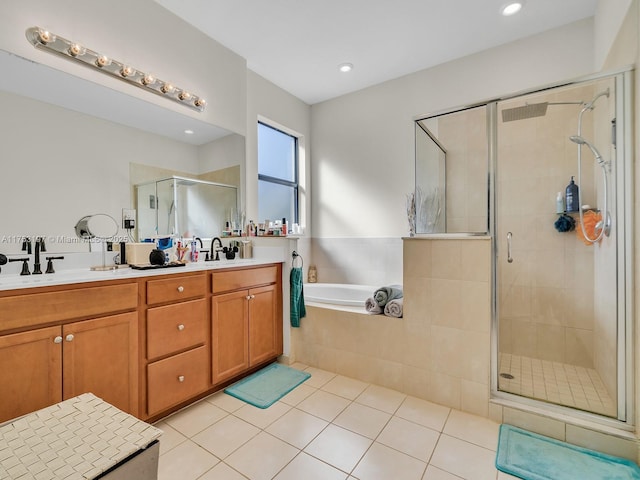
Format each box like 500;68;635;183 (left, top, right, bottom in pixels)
292;251;303;268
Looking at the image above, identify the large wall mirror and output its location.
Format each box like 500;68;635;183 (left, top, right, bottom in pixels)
415;104;489;234
0;49;245;255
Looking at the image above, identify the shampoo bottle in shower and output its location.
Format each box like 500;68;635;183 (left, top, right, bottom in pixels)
556;192;564;213
565;176;579;213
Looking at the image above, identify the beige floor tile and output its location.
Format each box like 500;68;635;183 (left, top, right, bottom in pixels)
274;452;348;480
266;408;329;449
352;442;427;480
395;396;451;432
164;400;228;437
333;402;392;439
192;415;260;459
497;471;522;479
304;424;372;473
422;465;462;479
297;390;351;421
233;401;291;429
157;440;219;480
198;462;249;480
322;375;370;400
153;421;187;456
205;391;247;413
305;366;337;388
377;417;439;462
280;383;317;406
443;409;500;451
430;435;497;480
289;362;310;370
226;432;299;480
355;384;407;414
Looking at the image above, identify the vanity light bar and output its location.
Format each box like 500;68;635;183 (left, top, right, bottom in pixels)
25;26;206;112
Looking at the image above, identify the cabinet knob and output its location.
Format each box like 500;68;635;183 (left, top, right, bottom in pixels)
54;336;63;344
246;295;251;300
177;286;184;293
177;324;185;331
178;375;185;383
250;294;256;299
65;334;74;342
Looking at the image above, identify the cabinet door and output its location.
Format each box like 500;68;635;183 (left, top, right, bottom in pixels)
249;284;279;366
63;312;137;415
212;290;249;383
0;326;62;423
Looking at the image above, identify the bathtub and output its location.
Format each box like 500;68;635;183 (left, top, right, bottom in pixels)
303;283;377;308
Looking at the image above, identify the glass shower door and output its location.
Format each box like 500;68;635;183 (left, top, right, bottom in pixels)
494;74;626;419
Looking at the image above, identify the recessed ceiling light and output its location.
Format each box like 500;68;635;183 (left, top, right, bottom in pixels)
184;129;194;135
338;62;353;73
501;2;523;16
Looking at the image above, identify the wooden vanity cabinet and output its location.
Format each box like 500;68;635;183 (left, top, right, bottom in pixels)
0;282;138;424
211;265;283;384
144;273;209;417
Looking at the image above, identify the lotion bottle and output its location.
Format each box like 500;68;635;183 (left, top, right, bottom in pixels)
556;192;564;213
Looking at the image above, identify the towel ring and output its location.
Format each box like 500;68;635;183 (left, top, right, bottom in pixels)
292;251;303;268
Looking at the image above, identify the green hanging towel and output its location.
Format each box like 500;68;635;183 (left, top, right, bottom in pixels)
290;266;306;327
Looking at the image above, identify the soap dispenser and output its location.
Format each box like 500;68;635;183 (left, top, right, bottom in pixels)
565;176;579;213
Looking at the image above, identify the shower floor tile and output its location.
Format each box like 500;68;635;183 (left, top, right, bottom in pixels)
498;353;616;417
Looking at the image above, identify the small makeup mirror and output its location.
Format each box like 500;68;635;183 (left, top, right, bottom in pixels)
74;214;119;270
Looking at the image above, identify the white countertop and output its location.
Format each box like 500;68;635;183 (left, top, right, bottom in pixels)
0;257;284;292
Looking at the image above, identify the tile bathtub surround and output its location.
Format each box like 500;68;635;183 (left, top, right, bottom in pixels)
154;365;507;480
291;237;492;418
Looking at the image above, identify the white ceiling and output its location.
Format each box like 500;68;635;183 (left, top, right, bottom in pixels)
155;0;597;105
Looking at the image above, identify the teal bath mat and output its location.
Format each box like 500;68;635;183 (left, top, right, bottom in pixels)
496;424;640;480
224;363;310;409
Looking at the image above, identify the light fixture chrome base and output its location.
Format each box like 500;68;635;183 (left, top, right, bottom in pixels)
25;26;206;112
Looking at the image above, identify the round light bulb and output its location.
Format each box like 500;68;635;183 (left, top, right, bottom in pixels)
96;55;111;67
184;129;195;135
141;74;155;86
178;91;192;101
68;43;84;56
161;82;174;94
338;63;353;73
120;66;134;77
194;97;206;108
38;29;55;44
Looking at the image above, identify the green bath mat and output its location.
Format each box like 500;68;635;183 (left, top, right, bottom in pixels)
496;424;640;480
224;363;310;409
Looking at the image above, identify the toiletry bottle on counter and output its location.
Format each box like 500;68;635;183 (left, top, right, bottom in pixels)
565;176;579;212
282;218;287;236
308;265;317;283
556;192;564;213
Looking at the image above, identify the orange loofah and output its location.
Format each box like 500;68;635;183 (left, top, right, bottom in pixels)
576;210;603;245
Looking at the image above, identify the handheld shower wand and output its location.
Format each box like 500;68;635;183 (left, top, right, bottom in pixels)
569;135;605;166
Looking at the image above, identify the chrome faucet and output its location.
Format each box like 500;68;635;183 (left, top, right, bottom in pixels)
208;237;223;261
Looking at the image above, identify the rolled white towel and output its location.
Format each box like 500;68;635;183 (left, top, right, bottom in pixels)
365;297;383;314
384;298;403;318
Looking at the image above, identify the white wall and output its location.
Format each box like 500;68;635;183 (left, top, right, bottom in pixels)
310;19;595;239
595;0;633;69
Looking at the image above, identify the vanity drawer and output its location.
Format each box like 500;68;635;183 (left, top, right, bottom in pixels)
0;283;138;332
147;299;207;361
146;274;206;305
212;265;278;294
147;346;208;415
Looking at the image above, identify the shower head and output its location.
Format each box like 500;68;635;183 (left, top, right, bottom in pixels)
570;135;603;164
501;102;548;122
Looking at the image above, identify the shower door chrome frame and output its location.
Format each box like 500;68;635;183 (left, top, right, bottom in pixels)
490;68;634;429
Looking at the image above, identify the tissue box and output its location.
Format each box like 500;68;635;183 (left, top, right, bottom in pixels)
125;243;155;266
